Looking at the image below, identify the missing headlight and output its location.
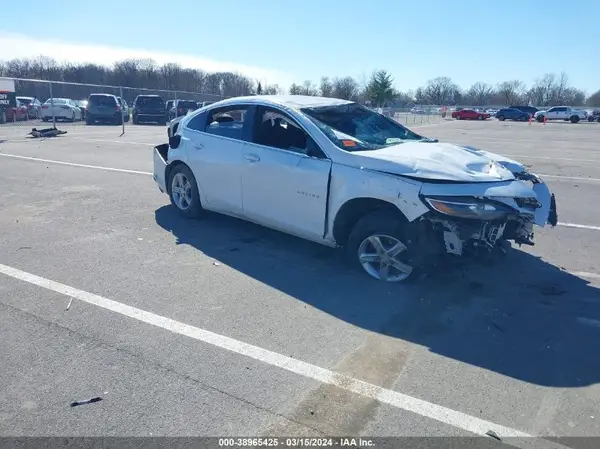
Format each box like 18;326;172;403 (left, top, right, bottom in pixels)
514;197;542;209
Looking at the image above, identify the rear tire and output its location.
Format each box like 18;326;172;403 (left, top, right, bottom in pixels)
168;164;204;219
497;115;505;121
570;115;579;124
537;115;545;123
346;209;417;283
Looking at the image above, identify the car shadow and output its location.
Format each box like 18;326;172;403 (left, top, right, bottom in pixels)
155;205;600;388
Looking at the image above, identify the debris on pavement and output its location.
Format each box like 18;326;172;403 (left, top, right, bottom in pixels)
28;127;67;138
70;396;103;407
485;430;501;441
66;297;74;311
213;261;221;266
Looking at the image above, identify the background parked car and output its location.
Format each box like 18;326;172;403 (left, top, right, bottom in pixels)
116;97;130;122
587;110;600;122
86;93;123;125
16;96;42;119
495;108;530;121
509;105;538;117
535;106;585;123
451;108;489;120
167;99;199;120
2;99;29;122
73;100;88;120
41;98;82;122
198;101;215;108
132;95;166;125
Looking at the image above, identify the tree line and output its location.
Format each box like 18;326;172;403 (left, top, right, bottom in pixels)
1;56;599;108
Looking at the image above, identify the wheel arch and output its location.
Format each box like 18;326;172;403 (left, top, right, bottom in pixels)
332;197;407;247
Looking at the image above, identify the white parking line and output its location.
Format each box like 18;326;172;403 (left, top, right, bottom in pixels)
539;174;600;183
0;262;556;445
576;317;600;329
0;153;152;175
571;271;600;280
558;222;600;231
504;154;600;163
72;137;156;146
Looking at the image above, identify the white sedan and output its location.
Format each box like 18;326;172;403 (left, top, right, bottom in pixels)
153;95;557;282
41;98;83;122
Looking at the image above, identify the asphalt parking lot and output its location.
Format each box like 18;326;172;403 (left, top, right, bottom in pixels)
1;117;599;448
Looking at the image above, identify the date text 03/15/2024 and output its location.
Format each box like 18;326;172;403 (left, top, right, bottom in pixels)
218;438;375;447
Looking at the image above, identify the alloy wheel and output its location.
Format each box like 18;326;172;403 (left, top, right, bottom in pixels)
171;172;193;211
357;234;414;282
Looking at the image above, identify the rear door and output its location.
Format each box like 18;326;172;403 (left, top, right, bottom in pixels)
241;105;331;240
183;105;248;215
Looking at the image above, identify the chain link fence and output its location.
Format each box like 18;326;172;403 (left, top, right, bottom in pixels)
1;76;453;141
0;76;225;140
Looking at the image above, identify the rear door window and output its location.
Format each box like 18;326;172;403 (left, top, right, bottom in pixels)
204;106;249;140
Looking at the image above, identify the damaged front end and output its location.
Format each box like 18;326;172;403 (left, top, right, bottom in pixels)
408;171;558;265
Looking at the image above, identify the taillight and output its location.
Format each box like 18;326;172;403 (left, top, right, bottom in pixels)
42;105;48;109
116;105;121;111
169;135;181;149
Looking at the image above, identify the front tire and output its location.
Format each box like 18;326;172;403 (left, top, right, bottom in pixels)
570;115;580;124
497;115;505;121
168;165;203;218
346;209;416;283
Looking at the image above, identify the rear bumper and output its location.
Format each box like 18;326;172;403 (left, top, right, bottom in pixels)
153;144;169;193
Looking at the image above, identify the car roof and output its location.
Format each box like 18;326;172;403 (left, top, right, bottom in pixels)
89;93;115;97
213;95;354;110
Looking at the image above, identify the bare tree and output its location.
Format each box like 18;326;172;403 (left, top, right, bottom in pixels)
299;80;318;96
418;77;460;105
319;77;333;97
331;76;359;100
496;80;526;105
467;82;494;106
587;89;600;107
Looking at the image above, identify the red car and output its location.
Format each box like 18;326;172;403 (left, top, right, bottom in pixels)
451;109;489;120
2;99;29;122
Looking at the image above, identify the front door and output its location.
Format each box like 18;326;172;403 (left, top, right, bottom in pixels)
241;106;332;241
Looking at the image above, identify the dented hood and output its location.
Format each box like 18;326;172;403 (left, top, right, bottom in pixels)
351;141;525;182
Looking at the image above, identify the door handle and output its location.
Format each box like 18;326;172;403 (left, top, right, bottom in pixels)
245;154;260;162
194;143;204;150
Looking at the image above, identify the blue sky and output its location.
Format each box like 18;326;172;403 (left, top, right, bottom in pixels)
1;0;598;93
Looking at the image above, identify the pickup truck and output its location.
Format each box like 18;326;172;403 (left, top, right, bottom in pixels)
535;106;586;123
153;95;557;283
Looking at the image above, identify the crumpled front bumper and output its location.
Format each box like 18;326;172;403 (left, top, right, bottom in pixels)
417;172;558;258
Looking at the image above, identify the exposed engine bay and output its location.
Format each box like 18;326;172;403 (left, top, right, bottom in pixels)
404;169;558;267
